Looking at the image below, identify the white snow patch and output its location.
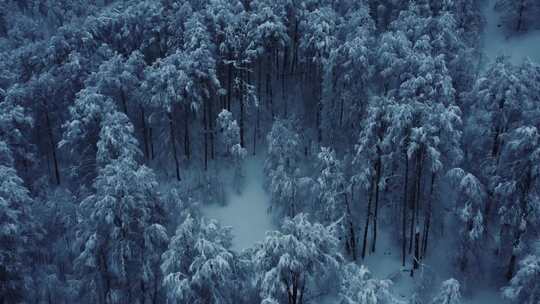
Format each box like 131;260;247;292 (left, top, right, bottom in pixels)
202;156;275;251
481;0;540;65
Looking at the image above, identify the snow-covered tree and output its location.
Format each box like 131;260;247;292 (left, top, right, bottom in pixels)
339;263;402;304
74;110;165;303
446;168;486;273
431;279;462;304
503;254;540;304
253;214;342;304
217;109;247;191
0;143;40;303
161;215;237;304
265;119;303;216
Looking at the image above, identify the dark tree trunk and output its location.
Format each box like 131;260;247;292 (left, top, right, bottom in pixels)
149;127;155;160
168;112;180;181
227;61;232;111
240;71;245;148
184;106;191;161
120;90;128;115
203;98;208;171
345;192;357;260
371;155;382;253
516;0;526;31
44;108;60;185
140;106;150;161
421;173;436;258
362;179;375;259
266;54;274;118
402;151;409;266
209;95;215;160
411;227;420;276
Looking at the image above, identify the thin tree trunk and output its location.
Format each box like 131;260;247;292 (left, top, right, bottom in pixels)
240;70;245;148
184;106;191;161
402;151;409;266
203;98;208;171
209;95;215;160
411;226;420;276
149;126;154;160
516;0;525;31
371;155;381;253
421;173;436;258
120;90;128;115
227;60;232;111
345;192;357;260
45;108;60;185
140;106;149;161
362;179;375;259
168;112;180;181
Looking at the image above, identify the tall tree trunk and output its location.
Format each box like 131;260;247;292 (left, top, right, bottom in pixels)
240;70;245;148
291;19;298;74
120;90;128;115
371;155;382;253
168;112;180;181
411;226;420;276
209;95;215;160
253;106;259;155
203;97;208;171
267;54;274;118
149;126;155;160
421;173;436;258
140;106;150;161
345;192;357;260
362;179;375;259
516;0;525;31
227;60;232;111
44;108;60;185
409;148;423;253
402;151;409;266
184;106;191;161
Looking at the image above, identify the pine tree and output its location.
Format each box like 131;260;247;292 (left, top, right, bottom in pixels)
254;214;342;304
161;215;237;304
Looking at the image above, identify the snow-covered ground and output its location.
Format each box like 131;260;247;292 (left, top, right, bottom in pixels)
202;156;275;251
481;0;540;65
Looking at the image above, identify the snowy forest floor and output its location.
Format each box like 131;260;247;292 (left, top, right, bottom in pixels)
201;156;275;251
481;0;540;65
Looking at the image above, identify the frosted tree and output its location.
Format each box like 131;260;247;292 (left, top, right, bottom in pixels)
265;119;301;177
253;214;342;304
143;51;192;181
183;12;221;169
60;89;115;184
446;168;486;273
353;97;391;259
315;147;357;259
265;119;302;216
0;86;35;179
74;110;166;303
161;215;237;304
321;2;374;144
0;142;40;304
299;5;339;142
339;263;402;304
431;279;461;304
495;126;540;280
217;109;247;191
503;255;540;304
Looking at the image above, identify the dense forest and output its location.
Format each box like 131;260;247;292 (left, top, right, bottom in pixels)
1;0;540;303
